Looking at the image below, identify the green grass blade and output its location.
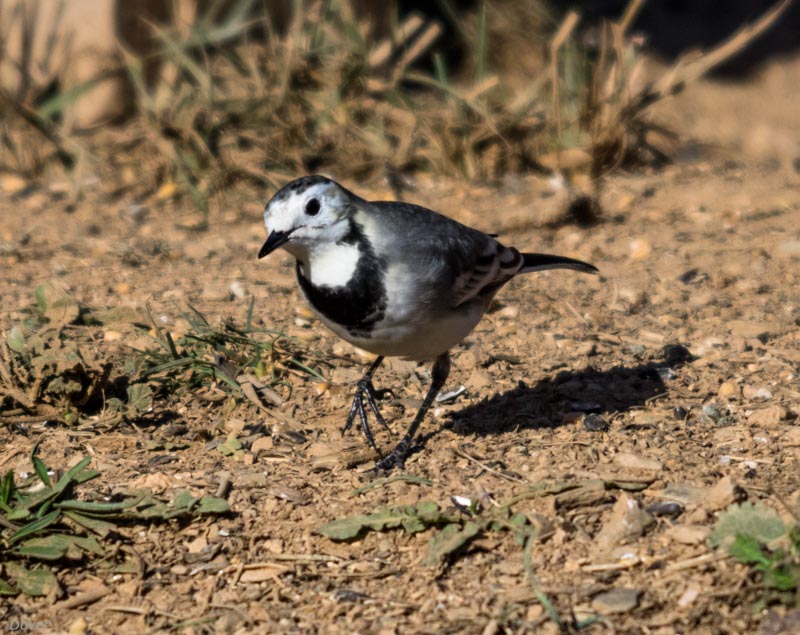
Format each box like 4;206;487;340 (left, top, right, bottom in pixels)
7;510;60;545
52;457;92;496
524;535;565;630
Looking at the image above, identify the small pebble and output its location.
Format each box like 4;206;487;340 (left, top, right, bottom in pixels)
645;501;683;517
677;587;701;609
667;524;709;545
742;385;773;401
777;239;800;257
663;344;693;366
332;589;369;603
748;405;788;427
614;452;663;471
701;403;730;425
629;238;652;261
705;476;744;511
677;268;709;285
583;414;608;432
673;406;688;420
591;588;641;614
657;367;677;380
229;280;246;299
717;380;740;399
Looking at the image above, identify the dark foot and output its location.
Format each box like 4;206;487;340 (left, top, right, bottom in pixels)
340;357;392;452
374;443;411;472
372;352;451;472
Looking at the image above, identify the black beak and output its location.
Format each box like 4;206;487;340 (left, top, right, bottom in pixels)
258;230;291;259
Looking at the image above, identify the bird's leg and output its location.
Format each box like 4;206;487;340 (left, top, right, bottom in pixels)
342;356;392;451
375;352;450;471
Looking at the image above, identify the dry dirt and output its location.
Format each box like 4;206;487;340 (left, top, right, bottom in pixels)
1;57;800;634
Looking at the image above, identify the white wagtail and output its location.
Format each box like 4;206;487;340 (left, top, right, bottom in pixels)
258;175;598;470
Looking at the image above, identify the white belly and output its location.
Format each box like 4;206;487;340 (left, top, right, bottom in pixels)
317;299;487;361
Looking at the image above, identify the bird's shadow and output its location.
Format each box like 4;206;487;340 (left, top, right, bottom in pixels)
417;346;692;447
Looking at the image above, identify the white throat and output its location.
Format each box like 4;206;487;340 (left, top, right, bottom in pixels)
305;242;361;288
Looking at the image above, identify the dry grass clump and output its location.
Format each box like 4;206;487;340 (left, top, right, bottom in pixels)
0;0;793;208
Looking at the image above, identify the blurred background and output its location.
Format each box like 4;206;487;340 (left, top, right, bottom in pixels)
1;0;797;211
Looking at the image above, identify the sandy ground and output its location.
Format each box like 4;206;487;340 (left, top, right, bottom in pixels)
1;55;799;634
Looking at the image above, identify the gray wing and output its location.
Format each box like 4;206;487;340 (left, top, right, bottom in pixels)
367;201;524;308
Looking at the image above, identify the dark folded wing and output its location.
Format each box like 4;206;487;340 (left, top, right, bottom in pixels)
370;201;524;308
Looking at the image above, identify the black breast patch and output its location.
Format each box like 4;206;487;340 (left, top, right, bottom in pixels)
295;220;387;337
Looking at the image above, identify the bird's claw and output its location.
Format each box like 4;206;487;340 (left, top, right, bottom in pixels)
374;451;403;472
341;378;392;452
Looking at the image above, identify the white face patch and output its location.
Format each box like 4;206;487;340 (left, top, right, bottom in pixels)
306;242;361;288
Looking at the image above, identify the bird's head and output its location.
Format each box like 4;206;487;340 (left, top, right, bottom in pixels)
259;176;355;261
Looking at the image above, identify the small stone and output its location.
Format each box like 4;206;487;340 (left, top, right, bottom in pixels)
777;240;800;257
466;369;492;391
717;380;740;399
296;305;316;319
677;268;708;285
591;588;641;614
619;286;648;308
498;304;519;318
314;382;330;396
727;320;779;342
742;385;773;401
595;494;654;550
663;344;693;366
2;174;32;196
748;405;788;427
287;326;315;341
577;341;598;356
657;367;677;381
202;282;231;302
731;337;750;353
673;406;688;421
582;414;608;432
185;535;208;554
614;452;663;471
250;437;273;455
645;501;684;517
701;403;730;424
659;483;709;506
229;280;246;299
705;476;744;511
659;314;683;328
666;524;709;545
677;587;701;609
68;617;89;635
629;238;652;261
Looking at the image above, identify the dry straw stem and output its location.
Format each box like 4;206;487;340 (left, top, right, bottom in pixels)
1;0;795;198
648;0;792;104
548;10;580;142
589;0;794;173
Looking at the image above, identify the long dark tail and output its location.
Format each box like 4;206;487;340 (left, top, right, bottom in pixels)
520;253;598;275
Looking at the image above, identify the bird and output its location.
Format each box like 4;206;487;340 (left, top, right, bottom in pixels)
258;175;598;471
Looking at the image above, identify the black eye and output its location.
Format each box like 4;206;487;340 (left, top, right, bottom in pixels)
305;198;321;216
